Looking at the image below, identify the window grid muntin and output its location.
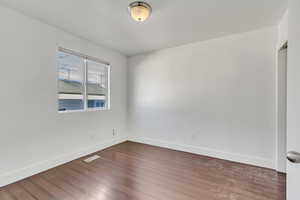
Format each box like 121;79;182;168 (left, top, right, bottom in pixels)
57;47;110;113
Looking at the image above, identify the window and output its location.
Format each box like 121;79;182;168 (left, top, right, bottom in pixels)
57;48;110;112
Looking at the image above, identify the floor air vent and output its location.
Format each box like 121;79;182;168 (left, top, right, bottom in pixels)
83;155;101;163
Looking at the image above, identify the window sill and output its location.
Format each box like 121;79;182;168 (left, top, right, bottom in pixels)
58;108;110;114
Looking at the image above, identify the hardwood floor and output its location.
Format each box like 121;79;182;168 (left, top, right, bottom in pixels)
0;141;286;200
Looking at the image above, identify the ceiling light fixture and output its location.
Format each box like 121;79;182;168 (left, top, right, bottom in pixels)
128;1;152;22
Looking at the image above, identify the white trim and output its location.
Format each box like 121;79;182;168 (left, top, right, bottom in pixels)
58;107;110;114
106;65;111;110
58;94;83;99
0;137;128;187
59;94;106;100
275;41;288;173
83;58;88;110
88;95;106;100
58;47;110;65
129;136;275;169
57;47;111;113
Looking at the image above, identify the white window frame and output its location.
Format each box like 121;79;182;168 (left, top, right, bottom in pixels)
57;47;111;113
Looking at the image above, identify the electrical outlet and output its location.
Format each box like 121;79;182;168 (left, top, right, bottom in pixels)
112;128;117;136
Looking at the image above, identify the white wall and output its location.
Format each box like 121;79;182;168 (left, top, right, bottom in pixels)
128;27;278;169
275;11;288;173
278;10;288;48
0;5;128;186
276;48;287;173
287;1;300;199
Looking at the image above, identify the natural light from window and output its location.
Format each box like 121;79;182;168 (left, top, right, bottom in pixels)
57;48;110;112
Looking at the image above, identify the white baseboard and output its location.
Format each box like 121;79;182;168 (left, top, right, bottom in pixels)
1;136;275;187
0;137;128;187
129;136;275;169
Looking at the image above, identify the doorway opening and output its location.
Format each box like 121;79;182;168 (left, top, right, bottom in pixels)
276;41;288;173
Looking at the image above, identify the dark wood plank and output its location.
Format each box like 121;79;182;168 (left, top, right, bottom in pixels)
41;170;97;200
18;179;56;200
0;188;15;200
5;183;36;200
29;176;74;200
0;141;286;200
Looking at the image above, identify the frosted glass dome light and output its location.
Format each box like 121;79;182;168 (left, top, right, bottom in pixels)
128;1;152;22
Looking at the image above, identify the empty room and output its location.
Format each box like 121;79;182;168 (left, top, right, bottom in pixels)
1;0;300;199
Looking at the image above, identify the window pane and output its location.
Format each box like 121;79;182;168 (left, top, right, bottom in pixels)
87;60;109;109
57;51;84;111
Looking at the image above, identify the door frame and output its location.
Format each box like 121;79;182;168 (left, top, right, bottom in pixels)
275;40;288;172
